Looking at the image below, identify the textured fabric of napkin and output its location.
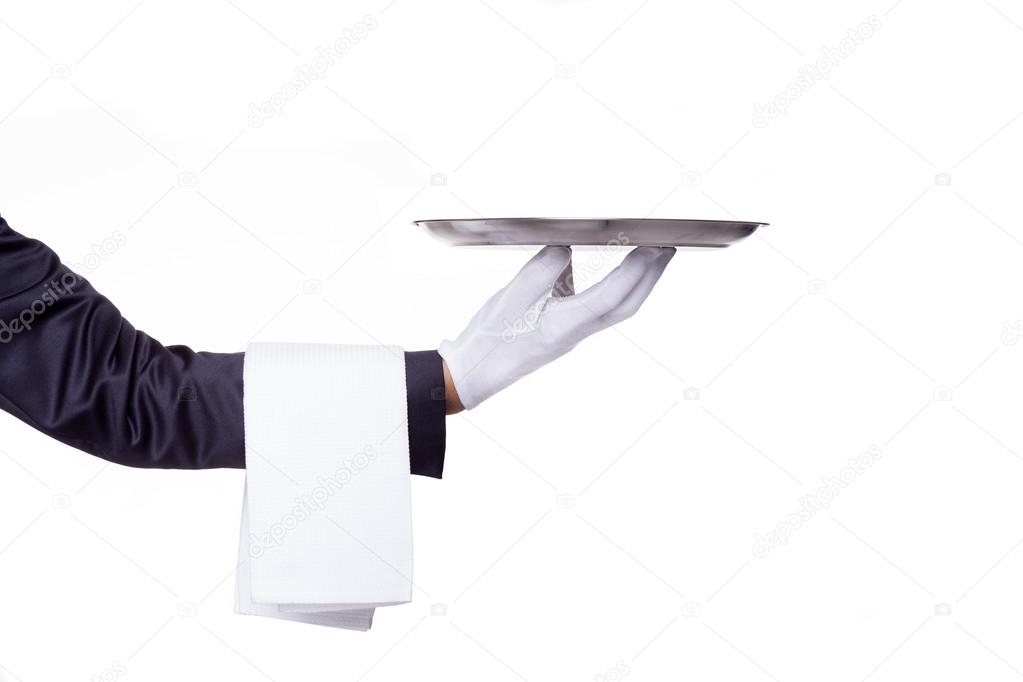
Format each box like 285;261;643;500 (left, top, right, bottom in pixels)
235;343;413;630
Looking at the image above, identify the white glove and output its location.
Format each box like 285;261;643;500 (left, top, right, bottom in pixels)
439;245;675;409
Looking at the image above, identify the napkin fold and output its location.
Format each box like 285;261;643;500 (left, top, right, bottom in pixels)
235;343;413;630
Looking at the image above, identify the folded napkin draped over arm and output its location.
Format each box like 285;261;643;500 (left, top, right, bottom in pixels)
0;213;446;629
236;343;414;630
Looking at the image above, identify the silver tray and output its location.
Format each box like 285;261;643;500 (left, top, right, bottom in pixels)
415;218;767;248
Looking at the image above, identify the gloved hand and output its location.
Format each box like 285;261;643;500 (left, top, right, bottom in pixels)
439;245;675;410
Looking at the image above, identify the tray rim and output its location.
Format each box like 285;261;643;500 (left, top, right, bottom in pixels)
413;217;770;226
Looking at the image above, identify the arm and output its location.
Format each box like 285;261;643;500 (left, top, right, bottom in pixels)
0;214;446;476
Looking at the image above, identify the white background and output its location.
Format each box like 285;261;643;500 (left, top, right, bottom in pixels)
2;0;1023;680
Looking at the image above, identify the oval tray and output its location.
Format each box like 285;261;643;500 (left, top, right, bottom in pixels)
414;218;767;248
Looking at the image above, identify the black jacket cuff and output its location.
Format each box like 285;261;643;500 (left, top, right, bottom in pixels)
404;350;447;478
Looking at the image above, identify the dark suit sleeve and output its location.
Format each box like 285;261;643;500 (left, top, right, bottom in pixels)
0;214;446;476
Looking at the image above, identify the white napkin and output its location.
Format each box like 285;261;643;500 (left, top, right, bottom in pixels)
234;343;413;630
